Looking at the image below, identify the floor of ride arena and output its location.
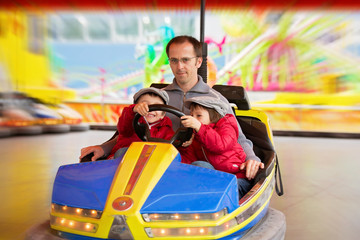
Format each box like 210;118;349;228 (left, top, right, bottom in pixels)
0;130;359;240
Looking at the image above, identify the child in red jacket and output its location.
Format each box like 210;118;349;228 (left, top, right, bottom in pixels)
80;87;174;161
179;96;252;198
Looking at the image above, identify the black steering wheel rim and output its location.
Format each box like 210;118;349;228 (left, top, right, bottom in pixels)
133;104;193;147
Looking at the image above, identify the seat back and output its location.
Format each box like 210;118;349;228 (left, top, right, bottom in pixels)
212;85;250;110
150;83;169;89
237;116;276;182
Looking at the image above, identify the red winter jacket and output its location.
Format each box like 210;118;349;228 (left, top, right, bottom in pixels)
180;114;247;178
108;104;174;158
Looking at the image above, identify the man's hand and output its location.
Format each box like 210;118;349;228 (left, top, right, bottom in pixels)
181;115;201;132
240;159;264;180
79;145;105;162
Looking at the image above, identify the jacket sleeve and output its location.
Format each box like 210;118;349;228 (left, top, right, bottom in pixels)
100;136;118;157
236;121;260;162
178;144;198;164
194;116;247;173
208;147;246;174
195;117;238;154
117;104;136;137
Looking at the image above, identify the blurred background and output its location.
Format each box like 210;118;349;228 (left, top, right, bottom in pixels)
1;1;359;136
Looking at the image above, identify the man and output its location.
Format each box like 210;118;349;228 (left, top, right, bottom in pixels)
164;35;264;180
81;35;263;180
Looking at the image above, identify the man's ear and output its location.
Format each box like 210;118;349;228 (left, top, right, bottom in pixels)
196;57;203;68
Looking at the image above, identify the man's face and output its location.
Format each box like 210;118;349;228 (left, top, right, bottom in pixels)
168;41;202;87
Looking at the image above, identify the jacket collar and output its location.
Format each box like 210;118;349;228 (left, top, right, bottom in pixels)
164;75;210;94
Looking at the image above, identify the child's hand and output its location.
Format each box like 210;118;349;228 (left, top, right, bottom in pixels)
181;115;202;132
182;133;194;147
133;102;149;116
79;145;105;161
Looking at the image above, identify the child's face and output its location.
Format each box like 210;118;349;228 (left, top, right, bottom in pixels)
190;106;211;125
137;94;165;123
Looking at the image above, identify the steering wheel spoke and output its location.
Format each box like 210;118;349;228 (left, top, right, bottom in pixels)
133;104;193;147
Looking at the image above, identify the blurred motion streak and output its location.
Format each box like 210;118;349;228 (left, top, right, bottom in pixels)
1;6;360;134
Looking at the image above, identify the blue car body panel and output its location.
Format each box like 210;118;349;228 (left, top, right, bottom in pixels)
52;158;121;210
141;160;239;214
52;153;240;214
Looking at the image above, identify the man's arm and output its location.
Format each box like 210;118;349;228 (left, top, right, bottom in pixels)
79;135;117;161
235;120;260;161
235;117;264;179
100;136;118;157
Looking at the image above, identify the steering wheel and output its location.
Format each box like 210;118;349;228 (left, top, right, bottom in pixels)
133;104;193;147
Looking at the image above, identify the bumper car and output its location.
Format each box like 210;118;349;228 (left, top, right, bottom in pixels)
28;97;71;134
52;103;90;132
0;118;14;137
0;91;88;135
0;92;43;136
30;97;89;132
49;85;284;240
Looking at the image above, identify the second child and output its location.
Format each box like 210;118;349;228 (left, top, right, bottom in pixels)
179;96;252;198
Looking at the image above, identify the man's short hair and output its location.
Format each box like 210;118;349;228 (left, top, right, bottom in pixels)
166;35;202;58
